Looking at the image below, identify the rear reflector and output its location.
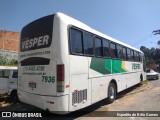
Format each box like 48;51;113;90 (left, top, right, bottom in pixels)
57;64;64;92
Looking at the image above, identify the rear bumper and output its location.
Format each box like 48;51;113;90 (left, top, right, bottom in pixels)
18;89;69;114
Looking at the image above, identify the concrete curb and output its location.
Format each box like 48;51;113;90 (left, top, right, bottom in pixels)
127;82;151;96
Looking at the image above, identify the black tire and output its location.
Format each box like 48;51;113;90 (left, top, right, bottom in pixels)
107;82;116;103
138;74;143;86
10;90;19;102
140;74;143;82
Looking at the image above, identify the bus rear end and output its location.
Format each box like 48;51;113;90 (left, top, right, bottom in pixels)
18;14;69;114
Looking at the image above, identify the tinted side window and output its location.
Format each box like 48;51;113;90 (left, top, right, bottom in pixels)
110;43;117;58
137;52;140;62
103;39;110;57
135;52;141;62
127;48;131;60
140;53;143;62
95;37;103;57
0;71;2;78
123;47;127;60
117;44;123;59
134;51;139;62
70;28;83;54
0;70;10;78
130;50;134;61
12;70;18;78
134;51;137;61
83;32;94;55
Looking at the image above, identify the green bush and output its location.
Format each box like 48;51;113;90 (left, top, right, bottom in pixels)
0;56;17;66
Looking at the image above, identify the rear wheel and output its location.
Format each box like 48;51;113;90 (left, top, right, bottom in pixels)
107;82;116;103
140;74;143;82
10;90;19;102
138;74;143;86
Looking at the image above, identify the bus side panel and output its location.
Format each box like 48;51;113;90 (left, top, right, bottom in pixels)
88;57;112;103
69;55;91;111
91;77;110;104
54;16;70;96
0;78;8;94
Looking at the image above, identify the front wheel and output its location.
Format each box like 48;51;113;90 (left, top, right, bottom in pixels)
107;83;116;103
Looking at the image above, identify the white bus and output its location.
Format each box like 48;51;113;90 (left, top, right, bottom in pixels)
0;66;18;95
18;13;145;114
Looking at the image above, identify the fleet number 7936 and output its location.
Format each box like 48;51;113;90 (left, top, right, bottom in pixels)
42;76;55;83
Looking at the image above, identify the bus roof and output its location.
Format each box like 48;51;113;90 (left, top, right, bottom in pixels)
55;12;143;53
0;66;18;70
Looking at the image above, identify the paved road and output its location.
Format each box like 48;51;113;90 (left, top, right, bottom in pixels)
76;74;160;120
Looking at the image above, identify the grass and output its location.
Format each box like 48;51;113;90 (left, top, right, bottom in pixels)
140;80;149;85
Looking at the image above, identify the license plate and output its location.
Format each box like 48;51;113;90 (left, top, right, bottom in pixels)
29;82;36;88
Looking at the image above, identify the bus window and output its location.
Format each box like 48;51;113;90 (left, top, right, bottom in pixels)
130;50;134;61
127;48;131;60
21;57;50;66
95;37;103;57
140;53;143;62
12;70;18;78
110;43;117;58
0;71;2;78
117;44;123;59
123;47;127;60
83;32;94;55
103;39;110;57
137;52;140;62
134;51;137;61
20;15;53;52
70;28;83;54
0;70;10;78
134;51;139;62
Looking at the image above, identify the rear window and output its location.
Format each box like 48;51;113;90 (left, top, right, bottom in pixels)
20;15;54;52
21;57;50;66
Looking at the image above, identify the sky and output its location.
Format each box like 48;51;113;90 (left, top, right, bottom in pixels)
0;0;160;49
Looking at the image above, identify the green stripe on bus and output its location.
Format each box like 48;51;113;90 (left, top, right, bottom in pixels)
90;58;127;74
112;60;127;73
90;58;111;74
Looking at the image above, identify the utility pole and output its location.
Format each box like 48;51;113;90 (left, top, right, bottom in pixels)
152;29;160;35
152;29;160;48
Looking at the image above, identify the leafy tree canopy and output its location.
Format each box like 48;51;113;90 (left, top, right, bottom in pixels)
140;46;160;67
0;55;17;66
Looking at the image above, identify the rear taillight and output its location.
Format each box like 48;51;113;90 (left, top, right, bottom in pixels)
57;64;64;92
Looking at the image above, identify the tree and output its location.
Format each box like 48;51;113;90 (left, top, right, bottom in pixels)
140;46;160;68
140;46;155;67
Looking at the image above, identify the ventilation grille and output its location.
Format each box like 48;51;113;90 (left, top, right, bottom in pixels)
72;89;87;106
